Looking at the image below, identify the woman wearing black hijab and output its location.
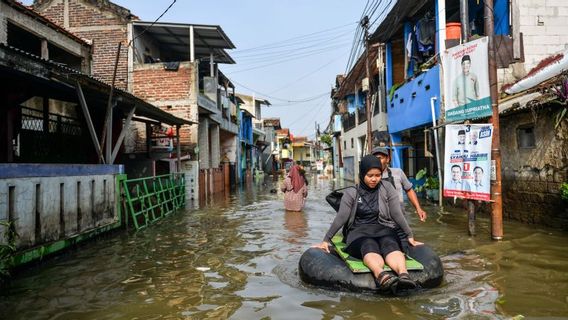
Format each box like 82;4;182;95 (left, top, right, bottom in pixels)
313;155;423;292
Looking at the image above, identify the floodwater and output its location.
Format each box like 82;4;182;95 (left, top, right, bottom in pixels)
1;175;568;319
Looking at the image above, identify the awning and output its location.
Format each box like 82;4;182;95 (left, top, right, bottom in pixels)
132;21;236;64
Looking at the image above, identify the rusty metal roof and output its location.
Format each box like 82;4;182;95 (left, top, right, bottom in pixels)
0;43;193;126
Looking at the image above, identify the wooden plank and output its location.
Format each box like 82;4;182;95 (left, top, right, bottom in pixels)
111;106;136;164
75;82;104;163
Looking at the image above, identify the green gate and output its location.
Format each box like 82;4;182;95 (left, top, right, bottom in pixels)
122;173;186;230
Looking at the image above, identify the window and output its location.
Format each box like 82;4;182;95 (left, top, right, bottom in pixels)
344;140;346;150
351;138;354;149
517;125;535;149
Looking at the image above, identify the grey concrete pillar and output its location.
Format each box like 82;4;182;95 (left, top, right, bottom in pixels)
198;117;210;169
210;124;220;168
0;7;7;44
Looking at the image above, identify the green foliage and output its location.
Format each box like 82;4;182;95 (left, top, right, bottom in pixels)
425;176;440;189
0;220;17;277
414;168;439;192
415;168;427;180
320;134;332;147
561;182;568;202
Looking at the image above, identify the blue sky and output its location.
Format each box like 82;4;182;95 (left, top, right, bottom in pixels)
25;0;377;138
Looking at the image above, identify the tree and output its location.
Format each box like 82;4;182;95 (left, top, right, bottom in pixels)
320;134;332;147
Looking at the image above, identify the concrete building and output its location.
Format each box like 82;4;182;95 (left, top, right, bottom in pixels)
330;47;389;182
261;118;282;175
236;93;270;180
32;0;238;204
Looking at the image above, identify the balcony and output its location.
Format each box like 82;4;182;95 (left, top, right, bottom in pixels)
387;65;440;133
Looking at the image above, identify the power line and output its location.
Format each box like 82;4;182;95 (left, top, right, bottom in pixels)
268;53;346;94
129;0;177;47
232;22;357;54
227;41;351;74
233;29;354;60
230;77;330;103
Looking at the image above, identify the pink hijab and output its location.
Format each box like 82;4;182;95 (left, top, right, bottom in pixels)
288;165;304;193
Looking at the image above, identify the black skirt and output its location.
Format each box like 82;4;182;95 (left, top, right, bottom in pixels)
344;223;402;259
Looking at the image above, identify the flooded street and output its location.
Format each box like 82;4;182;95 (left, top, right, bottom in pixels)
1;176;568;319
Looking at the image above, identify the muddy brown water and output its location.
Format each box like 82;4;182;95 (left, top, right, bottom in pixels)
1;176;567;319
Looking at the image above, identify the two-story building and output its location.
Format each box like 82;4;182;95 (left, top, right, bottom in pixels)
32;0;238;204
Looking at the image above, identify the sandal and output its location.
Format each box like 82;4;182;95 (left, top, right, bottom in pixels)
375;271;399;292
396;273;417;291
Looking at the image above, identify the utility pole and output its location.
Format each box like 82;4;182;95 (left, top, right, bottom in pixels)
460;0;477;236
485;0;503;240
362;15;373;153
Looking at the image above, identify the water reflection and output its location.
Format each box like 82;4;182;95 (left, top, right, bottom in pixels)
1;176;567;319
283;210;308;245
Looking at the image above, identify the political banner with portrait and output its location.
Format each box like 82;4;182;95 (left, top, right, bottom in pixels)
442;37;492;122
443;124;493;201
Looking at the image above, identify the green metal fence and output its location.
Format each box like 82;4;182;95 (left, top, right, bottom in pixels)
122;173;186;230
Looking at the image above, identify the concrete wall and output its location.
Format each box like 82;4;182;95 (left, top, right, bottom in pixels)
499;0;568;88
0;164;122;249
500;108;568;229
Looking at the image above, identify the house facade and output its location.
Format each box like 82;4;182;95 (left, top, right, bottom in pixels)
33;0;238;204
330;0;568;227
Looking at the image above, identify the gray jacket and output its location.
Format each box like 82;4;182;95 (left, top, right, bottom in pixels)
323;181;413;242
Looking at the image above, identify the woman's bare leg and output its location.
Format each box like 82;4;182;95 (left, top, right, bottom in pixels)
384;250;408;275
362;252;385;278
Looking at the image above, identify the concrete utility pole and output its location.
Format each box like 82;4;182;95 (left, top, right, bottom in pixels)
485;0;504;240
362;15;373;154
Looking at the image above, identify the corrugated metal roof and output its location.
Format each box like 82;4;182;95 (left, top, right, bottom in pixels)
133;21;236;64
0;43;193;126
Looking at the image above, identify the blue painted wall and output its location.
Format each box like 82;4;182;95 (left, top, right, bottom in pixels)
387;65;441;134
239;111;253;145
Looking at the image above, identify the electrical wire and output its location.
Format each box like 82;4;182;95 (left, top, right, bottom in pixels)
226;41;351;74
128;0;177;47
232;22;357;54
230;77;330;103
268;53;346;94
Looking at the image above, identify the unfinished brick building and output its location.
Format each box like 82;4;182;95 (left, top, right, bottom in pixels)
33;0;239;203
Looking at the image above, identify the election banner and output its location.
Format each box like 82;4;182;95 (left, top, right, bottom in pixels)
442;37;492;122
443;124;493;201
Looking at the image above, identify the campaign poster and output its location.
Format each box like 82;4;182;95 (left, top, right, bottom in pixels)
443;124;493;201
442;37;492;122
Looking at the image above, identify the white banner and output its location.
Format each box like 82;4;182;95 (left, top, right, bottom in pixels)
443;124;493;201
442;37;492;122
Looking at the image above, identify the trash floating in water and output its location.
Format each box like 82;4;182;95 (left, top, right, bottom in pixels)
196;267;211;272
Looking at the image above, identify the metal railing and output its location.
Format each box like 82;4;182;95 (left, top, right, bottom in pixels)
122;173;185;230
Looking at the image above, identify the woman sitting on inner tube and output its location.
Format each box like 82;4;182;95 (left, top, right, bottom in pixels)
312;155;424;294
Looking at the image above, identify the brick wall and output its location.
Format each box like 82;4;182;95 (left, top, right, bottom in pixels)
34;0;130;89
132;63;198;152
500;107;568;229
39;0;65;26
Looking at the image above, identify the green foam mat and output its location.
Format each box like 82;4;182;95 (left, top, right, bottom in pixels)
331;235;424;273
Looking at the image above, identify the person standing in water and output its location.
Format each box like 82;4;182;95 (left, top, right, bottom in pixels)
281;165;308;211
